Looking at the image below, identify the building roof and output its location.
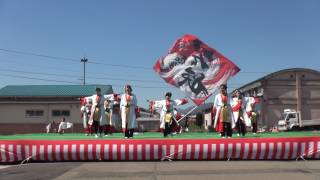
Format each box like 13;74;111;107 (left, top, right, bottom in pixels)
179;102;213;115
235;68;320;93
0;85;113;97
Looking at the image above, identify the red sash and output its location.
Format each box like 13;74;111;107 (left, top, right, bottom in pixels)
125;94;132;103
221;94;227;106
232;99;242;111
166;100;171;110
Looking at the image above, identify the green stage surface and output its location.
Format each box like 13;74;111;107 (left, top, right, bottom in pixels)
0;131;320;140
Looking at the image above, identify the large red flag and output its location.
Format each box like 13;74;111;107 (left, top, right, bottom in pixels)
154;34;240;105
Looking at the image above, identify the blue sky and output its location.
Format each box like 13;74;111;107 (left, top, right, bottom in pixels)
0;0;319;108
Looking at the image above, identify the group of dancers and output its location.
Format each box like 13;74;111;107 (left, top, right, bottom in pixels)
81;85;137;138
80;84;258;138
214;84;258;138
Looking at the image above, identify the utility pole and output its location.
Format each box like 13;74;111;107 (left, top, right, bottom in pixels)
80;57;88;85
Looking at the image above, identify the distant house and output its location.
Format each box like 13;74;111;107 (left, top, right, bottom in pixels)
136;108;160;132
182;103;213;130
0;85;113;134
235;68;320;129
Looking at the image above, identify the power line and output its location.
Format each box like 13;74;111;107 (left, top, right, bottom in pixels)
0;48;276;73
88;61;151;70
0;48;151;70
0;73;80;84
0;58;154;82
1;59;149;80
67;70;169;82
0;71;243;89
0;73;175;89
90;76;163;83
86;82;241;89
0;48;79;62
1;59;155;81
0;68;162;83
89;83;175;89
0;68;80;78
2;71;314;90
0;68;248;86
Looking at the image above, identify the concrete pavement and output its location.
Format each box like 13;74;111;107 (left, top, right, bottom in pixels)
1;161;320;180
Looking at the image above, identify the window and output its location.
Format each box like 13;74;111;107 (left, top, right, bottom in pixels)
52;110;70;117
288;114;296;119
25;110;44;117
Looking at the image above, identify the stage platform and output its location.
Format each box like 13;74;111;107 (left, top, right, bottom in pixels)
1;132;320;163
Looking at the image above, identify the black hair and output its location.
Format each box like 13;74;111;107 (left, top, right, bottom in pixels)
96;87;101;92
234;89;241;94
220;84;227;90
233;89;242;98
125;85;132;91
165;92;172;97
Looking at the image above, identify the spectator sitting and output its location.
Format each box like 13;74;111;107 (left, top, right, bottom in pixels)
57;117;73;134
46;120;58;133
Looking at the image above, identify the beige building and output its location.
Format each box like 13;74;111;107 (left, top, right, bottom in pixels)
0;85;113;134
236;68;320;129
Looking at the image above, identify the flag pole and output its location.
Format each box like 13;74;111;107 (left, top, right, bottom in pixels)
175;105;198;123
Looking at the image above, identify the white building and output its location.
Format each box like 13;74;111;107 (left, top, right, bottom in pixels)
0;85;113;134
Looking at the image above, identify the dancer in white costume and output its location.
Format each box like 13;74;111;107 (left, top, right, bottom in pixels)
104;99;113;136
80;97;92;135
151;92;188;136
85;87;114;138
104;94;120;135
243;96;256;128
213;85;235;138
120;85;138;138
231;90;246;136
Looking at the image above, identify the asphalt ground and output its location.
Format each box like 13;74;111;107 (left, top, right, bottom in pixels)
1;161;320;180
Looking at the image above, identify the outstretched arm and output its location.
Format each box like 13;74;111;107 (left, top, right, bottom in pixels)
243;97;255;112
149;100;164;110
104;94;114;101
173;98;188;106
85;95;94;103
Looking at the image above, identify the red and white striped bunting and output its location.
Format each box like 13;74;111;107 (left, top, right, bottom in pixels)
1;137;320;163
